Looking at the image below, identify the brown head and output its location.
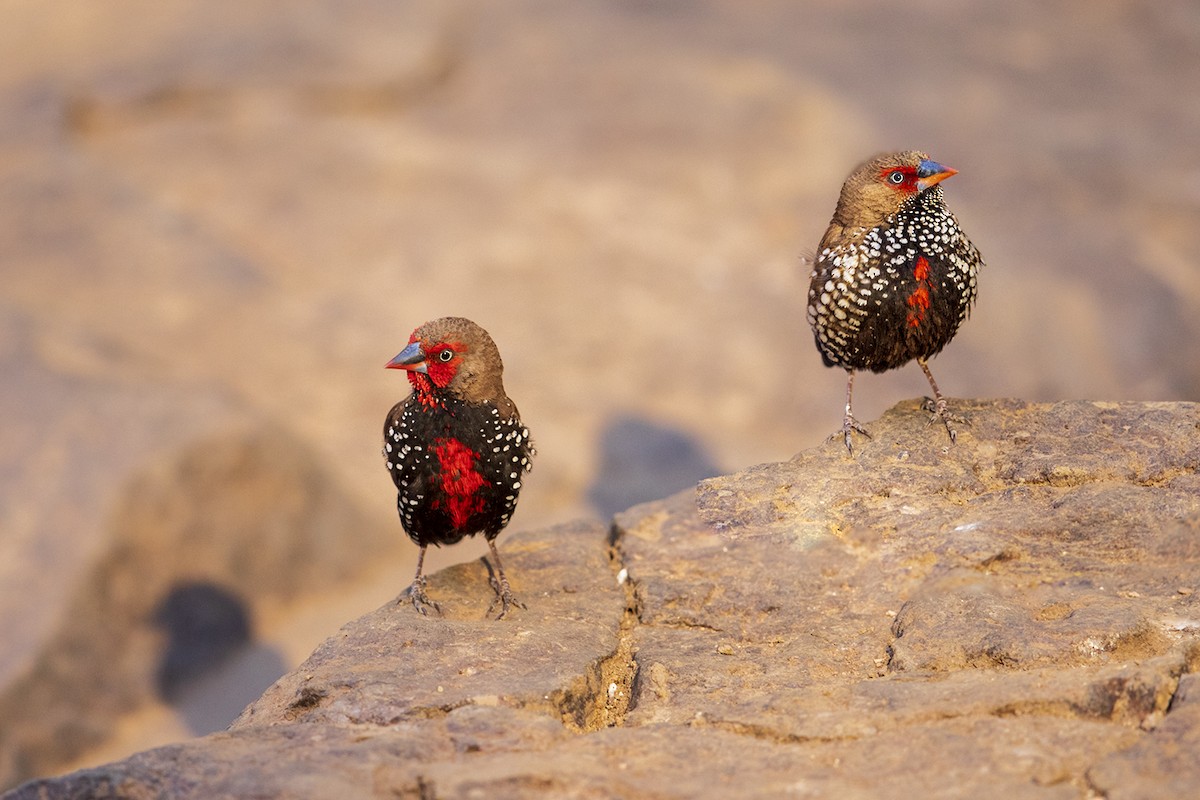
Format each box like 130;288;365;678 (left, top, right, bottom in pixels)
824;151;959;238
385;317;511;408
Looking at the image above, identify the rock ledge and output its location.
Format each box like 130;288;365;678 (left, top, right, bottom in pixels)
9;400;1200;799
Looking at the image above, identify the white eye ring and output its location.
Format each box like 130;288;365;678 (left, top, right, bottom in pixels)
889;171;905;184
438;349;454;362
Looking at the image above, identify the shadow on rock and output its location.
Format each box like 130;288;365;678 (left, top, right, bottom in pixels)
153;582;288;734
173;642;290;736
154;582;252;700
588;414;722;519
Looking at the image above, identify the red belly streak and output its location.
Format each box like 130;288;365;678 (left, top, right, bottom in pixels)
913;255;930;282
906;256;933;328
431;437;488;528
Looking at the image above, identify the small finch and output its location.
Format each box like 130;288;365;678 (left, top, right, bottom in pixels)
807;151;984;451
383;317;533;618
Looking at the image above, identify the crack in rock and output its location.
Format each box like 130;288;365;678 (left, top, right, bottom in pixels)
548;530;643;733
699;718;860;747
16;401;1200;798
551;607;639;733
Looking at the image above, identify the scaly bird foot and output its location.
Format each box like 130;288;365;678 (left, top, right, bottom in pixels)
486;574;525;620
920;396;969;444
403;575;442;617
836;415;873;454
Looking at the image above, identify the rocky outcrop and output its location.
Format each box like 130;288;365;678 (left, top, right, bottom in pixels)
2;0;1198;793
11;400;1199;799
5;0;1200;782
0;321;389;788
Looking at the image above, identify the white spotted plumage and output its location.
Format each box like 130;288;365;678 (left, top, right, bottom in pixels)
806;152;985;452
808;184;981;372
383;316;534;617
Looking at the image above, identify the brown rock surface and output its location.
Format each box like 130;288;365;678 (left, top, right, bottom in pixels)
4;0;1200;787
0;314;385;786
10;400;1199;799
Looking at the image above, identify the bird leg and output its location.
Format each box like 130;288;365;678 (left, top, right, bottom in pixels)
403;546;442;616
485;539;525;620
917;359;967;443
839;370;872;454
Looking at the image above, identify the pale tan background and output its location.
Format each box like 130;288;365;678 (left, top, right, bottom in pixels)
2;0;1198;782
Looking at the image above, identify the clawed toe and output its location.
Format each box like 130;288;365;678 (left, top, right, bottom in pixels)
487;575;525;620
920;396;969;443
404;576;442;616
834;416;872;454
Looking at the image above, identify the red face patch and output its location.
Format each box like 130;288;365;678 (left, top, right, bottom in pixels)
406;340;466;406
431;437;488;529
879;165;920;195
424;342;464;389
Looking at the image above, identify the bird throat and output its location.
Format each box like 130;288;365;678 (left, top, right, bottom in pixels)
409;372;445;409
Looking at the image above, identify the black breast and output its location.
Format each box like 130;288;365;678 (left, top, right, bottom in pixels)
383;396;532;548
808;189;981;373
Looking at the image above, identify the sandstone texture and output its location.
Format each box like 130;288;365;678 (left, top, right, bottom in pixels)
4;0;1200;787
11;400;1200;799
0;317;386;786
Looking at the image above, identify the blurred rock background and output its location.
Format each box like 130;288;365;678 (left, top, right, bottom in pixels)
0;0;1197;789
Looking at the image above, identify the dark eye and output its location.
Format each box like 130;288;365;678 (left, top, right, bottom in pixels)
438;349;455;362
888;170;905;184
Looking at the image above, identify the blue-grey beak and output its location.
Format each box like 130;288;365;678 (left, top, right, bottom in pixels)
385;340;427;373
916;158;958;192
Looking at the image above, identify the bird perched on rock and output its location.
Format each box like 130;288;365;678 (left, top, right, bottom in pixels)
807;151;984;452
383;317;533;618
